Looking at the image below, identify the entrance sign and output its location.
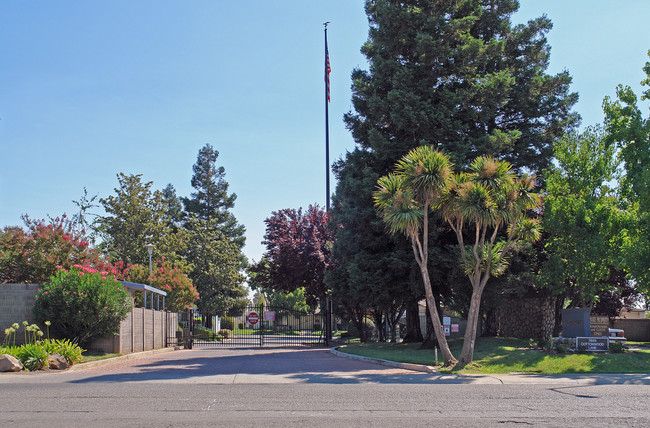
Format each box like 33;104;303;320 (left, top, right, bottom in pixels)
247;311;260;325
590;316;609;337
576;337;609;352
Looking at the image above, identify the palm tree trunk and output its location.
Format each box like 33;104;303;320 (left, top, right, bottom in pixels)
421;266;457;366
459;288;482;365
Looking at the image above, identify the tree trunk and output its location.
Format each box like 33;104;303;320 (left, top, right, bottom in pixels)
421;266;457;365
372;310;385;342
459;287;483;365
402;299;423;343
419;301;437;349
552;294;565;337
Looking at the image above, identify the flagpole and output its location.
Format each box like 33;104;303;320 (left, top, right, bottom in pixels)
324;22;330;213
324;21;332;346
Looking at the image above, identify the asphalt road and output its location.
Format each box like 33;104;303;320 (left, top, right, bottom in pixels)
1;347;649;427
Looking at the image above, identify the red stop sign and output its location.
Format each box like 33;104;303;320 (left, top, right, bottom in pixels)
247;311;259;325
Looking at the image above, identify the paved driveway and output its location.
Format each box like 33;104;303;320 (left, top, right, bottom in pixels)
3;347;423;385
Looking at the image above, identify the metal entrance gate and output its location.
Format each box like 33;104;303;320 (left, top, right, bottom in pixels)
190;305;324;347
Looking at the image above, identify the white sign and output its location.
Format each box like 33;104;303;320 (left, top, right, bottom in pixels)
443;317;451;326
444;326;450;336
264;311;275;322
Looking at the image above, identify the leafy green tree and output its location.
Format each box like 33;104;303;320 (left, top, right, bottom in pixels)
265;287;311;322
182;144;245;248
541;127;628;305
184;217;247;319
603;52;650;290
97;173;187;268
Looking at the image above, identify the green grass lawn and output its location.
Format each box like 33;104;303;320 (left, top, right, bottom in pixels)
79;352;121;363
339;337;650;374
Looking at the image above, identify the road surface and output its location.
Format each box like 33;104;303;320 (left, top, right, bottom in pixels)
1;347;649;427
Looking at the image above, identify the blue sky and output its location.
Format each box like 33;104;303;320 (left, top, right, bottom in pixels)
1;1;649;264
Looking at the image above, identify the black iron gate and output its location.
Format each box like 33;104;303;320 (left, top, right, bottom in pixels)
190;305;324;347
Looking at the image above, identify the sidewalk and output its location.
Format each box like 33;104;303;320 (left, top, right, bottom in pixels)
330;346;650;385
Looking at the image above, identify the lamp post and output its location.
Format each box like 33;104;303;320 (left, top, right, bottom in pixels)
145;243;154;275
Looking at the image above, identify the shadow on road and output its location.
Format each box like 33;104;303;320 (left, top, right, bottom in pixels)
67;347;650;386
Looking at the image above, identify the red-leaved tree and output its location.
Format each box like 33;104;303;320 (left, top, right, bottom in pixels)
251;205;332;306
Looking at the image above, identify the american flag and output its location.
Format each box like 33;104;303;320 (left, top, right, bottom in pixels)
325;39;331;102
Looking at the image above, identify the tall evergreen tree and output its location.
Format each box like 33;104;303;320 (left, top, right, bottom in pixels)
183;144;245;248
346;0;578;174
161;183;184;228
182;144;248;318
330;0;578;344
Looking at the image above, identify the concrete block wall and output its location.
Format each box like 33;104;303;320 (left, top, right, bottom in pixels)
0;284;40;343
1;283;178;353
613;319;650;342
90;308;178;354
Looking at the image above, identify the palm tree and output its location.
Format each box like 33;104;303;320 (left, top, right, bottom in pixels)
374;146;457;366
441;156;542;365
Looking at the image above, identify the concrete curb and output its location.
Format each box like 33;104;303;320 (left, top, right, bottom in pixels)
67;346;181;371
330;345;438;374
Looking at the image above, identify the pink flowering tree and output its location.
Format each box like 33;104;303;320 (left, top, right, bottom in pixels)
122;260;198;312
0;214;110;284
33;266;131;346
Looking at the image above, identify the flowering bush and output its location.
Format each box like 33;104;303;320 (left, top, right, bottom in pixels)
33;266;131;346
0;214;115;283
122;260;198;312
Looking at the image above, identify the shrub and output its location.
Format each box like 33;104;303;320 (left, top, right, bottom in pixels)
554;342;568;354
219;329;232;339
33;266;131;346
609;341;626;353
15;343;49;371
40;339;85;365
1;339;85;370
346;319;374;339
238;322;244;329
221;316;235;330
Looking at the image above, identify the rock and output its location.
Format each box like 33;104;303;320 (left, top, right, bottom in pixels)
48;353;69;370
0;354;23;372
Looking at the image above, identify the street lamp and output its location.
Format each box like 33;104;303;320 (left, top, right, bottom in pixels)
145;243;154;274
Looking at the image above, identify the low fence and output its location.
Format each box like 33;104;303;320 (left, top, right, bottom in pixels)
0;283;178;353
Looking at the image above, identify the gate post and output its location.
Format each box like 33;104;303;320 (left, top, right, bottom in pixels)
325;297;332;346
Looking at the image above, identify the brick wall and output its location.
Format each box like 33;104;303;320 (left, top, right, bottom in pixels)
0;284;40;344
